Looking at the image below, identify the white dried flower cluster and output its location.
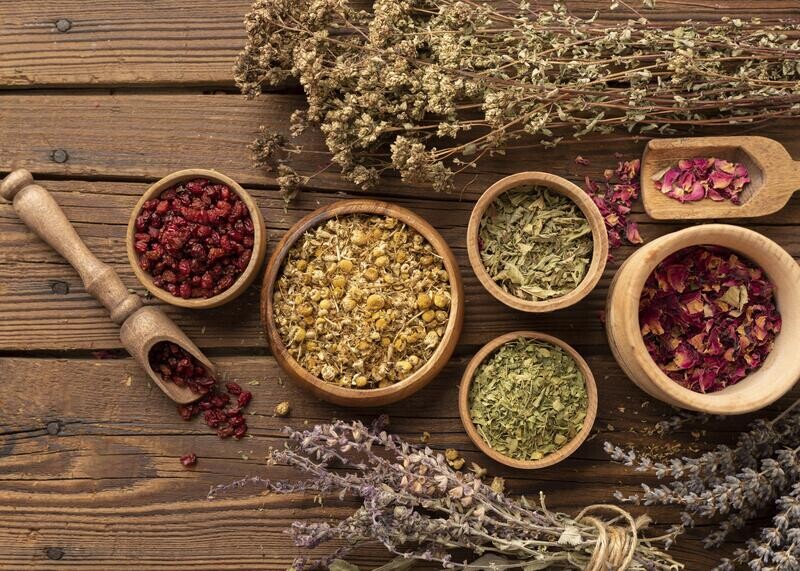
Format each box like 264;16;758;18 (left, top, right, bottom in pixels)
235;0;800;199
606;398;800;570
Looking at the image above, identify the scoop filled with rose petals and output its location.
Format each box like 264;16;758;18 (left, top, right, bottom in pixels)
653;157;750;204
641;135;800;220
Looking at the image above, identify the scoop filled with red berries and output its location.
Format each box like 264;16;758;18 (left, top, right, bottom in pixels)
127;170;266;308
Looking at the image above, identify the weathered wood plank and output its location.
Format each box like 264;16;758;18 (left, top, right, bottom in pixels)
1;0;798;88
1;179;799;351
2;93;800;202
4;355;791;569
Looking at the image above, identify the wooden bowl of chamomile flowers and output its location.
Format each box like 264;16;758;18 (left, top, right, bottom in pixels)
261;199;465;408
458;331;598;470
467;172;608;313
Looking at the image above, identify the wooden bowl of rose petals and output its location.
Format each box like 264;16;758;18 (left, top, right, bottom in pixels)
606;224;800;415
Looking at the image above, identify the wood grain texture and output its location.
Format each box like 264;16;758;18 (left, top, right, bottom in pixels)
2;0;799;88
2;355;798;569
2;1;800;569
2;179;799;352
2;93;800;202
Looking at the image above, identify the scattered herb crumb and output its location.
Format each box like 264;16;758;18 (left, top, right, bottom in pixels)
470;462;487;479
275;400;291;417
445;448;466;470
491;476;506;494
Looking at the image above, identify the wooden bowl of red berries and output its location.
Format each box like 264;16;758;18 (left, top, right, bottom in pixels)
606;224;800;415
127;169;267;308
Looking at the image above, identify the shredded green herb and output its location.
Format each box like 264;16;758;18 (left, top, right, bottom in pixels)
478;186;592;301
469;338;588;461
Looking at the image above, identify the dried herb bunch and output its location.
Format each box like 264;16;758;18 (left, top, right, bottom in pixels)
606;398;800;570
211;417;683;569
479;187;592;301
273;214;451;388
236;0;800;198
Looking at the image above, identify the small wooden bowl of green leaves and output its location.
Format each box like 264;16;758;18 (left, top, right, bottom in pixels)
458;331;598;470
467;172;608;312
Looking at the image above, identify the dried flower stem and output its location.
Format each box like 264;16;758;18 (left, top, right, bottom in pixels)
211;417;682;570
237;0;800;198
606;396;800;570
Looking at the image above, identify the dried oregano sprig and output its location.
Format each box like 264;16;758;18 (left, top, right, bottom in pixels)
210;417;683;570
605;398;800;570
236;0;800;198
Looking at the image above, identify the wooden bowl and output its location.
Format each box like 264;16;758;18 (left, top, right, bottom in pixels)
458;331;598;470
260;199;464;408
126;169;267;309
606;224;800;415
466;172;608;312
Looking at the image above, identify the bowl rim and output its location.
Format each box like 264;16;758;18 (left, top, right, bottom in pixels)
466;171;609;313
614;223;800;413
125;168;267;309
458;330;598;470
260;198;464;407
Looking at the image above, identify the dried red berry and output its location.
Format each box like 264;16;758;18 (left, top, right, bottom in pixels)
134;178;255;299
238;391;252;408
180;453;197;467
150;341;255;449
225;382;242;395
233;424;248;439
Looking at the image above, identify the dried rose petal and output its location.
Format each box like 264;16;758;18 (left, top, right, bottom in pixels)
583;158;643;257
639;245;779;393
654;157;749;204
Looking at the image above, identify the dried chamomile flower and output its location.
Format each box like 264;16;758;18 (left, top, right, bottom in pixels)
491;476;506;495
274;400;291;417
273;214;451;389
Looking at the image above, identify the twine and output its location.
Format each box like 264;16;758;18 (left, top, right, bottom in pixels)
576;504;652;571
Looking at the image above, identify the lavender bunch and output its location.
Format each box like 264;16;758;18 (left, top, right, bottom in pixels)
606;399;800;570
235;0;800;199
211;417;682;570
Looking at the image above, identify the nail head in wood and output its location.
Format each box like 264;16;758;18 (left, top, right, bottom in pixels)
0;169;34;201
45;547;64;560
51;149;69;164
55;18;72;32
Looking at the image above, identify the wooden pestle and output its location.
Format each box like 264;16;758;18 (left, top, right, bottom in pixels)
1;169;212;404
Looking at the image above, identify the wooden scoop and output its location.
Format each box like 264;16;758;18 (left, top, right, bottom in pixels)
0;169;213;404
641;136;800;220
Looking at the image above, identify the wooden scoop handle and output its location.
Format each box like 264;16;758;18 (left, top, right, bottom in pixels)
1;169;143;324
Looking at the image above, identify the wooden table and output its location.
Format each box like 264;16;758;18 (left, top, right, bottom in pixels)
1;2;799;569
